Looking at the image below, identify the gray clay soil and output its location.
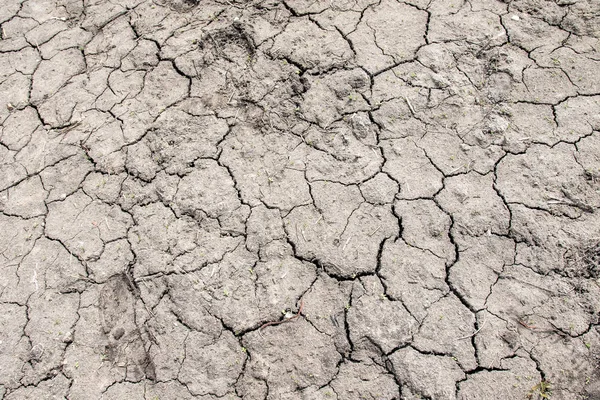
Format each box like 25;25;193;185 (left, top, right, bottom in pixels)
1;0;600;399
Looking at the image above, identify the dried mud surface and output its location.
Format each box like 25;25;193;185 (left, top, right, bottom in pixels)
1;0;600;399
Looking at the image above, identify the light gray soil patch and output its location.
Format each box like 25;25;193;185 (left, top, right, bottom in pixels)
1;0;600;399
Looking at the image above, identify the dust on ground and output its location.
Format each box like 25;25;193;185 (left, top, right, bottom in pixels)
1;0;600;399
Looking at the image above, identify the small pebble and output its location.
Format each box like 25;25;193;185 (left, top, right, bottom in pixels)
63;331;73;343
113;327;125;340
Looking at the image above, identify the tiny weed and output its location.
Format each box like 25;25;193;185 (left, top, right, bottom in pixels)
528;380;552;399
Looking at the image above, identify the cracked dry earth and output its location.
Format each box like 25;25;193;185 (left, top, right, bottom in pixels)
2;0;600;399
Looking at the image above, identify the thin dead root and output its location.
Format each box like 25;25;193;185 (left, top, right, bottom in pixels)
259;298;305;334
455;317;487;341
